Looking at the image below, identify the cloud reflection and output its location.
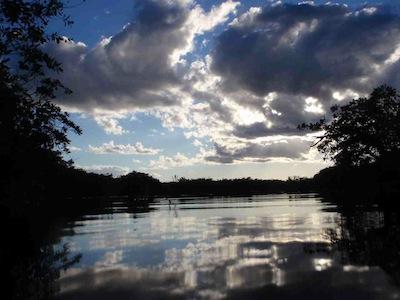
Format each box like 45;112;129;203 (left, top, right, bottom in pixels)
55;196;400;299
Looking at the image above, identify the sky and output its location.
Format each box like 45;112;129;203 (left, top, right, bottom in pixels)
48;0;400;181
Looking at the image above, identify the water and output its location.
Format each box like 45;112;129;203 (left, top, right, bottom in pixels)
43;194;400;299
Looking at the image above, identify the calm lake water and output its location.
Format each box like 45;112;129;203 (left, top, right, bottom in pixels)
50;194;400;299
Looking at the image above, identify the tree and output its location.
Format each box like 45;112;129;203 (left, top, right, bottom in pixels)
0;0;82;200
299;85;400;166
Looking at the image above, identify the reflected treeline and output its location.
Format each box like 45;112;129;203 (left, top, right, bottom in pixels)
1;212;81;300
327;207;400;285
8;244;81;300
1;197;155;300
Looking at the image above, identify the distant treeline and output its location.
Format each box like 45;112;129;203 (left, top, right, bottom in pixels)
4;154;397;207
16;165;316;200
69;151;399;204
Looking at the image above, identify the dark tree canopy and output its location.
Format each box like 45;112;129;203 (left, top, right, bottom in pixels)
0;0;81;153
300;85;400;166
0;0;81;200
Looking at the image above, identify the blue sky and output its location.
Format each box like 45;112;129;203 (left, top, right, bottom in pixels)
49;0;400;180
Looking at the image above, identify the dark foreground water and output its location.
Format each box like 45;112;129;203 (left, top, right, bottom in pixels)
22;194;400;299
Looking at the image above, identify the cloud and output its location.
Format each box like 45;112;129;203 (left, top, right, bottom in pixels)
210;3;400;131
68;146;82;152
193;139;203;147
52;2;400;167
213;3;400;97
88;141;161;155
148;152;201;170
94;115;128;135
48;0;239;112
232;122;300;139
78;165;130;177
95;250;124;268
205;138;312;164
147;136;315;169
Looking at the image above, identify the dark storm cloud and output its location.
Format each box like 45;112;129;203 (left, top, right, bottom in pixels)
212;3;400;102
46;0;240;112
46;0;189;111
205;138;311;163
233;122;300;138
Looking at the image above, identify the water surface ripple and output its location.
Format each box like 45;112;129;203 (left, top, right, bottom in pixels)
53;194;400;300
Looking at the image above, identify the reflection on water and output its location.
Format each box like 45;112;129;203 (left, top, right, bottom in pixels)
38;194;400;299
3;234;81;300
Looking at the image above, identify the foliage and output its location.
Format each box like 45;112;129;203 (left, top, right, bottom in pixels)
299;85;400;166
0;0;82;200
0;0;81;153
327;209;400;285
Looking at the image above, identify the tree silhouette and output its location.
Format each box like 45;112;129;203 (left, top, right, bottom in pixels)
299;85;400;166
0;0;81;201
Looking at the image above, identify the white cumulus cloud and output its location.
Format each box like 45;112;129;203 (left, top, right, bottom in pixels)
88;141;161;155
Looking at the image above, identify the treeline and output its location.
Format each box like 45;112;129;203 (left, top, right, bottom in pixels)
314;153;400;204
17;165;315;200
4;153;399;204
161;176;315;196
9;155;397;205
